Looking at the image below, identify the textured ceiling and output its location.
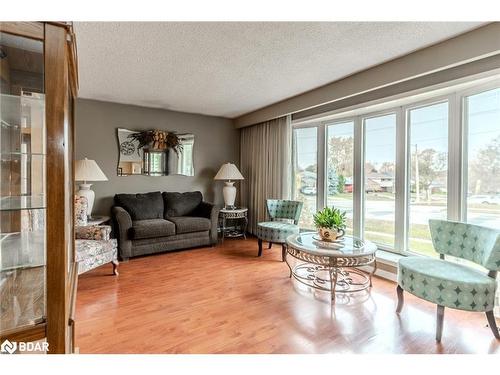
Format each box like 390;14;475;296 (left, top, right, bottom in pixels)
74;22;485;118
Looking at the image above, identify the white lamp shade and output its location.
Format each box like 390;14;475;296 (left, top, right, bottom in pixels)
214;163;244;180
75;158;108;182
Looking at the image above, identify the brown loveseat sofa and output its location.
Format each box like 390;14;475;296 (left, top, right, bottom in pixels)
112;191;219;260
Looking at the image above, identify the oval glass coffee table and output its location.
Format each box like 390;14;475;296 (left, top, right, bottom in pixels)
285;232;377;303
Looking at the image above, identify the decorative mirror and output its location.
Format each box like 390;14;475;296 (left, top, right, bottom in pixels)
169;133;195;176
117;128;195;176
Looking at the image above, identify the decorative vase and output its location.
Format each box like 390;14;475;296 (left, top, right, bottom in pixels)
222;181;237;209
318;227;345;242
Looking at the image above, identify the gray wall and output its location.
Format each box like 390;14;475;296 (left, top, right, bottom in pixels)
75;98;239;215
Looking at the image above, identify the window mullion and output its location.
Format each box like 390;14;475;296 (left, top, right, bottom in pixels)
395;107;407;254
353;116;363;239
448;93;463;222
317;123;326;211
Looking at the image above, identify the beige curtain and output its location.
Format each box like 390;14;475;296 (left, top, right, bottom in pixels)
239;115;291;234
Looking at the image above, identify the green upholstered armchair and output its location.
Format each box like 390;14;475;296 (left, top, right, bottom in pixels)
396;219;500;342
256;199;303;261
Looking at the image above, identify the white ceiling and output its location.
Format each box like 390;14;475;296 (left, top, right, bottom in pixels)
74;22;485;118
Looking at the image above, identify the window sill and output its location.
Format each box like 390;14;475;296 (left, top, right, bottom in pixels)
375;249;404;267
360;249;405;282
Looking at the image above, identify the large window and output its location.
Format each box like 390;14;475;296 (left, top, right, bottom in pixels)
292;127;317;229
327;121;354;234
363;114;396;248
291;79;500;256
464;87;500;229
407;102;448;256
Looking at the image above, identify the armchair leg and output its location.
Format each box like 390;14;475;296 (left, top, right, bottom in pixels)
268;242;273;249
112;261;119;276
396;285;404;313
281;244;286;262
485;310;500;339
436;305;445;342
258;239;263;257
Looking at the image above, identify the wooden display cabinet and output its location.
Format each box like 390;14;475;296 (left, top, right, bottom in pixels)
0;22;78;354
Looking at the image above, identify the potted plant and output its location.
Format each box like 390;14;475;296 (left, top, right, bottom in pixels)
313;206;347;242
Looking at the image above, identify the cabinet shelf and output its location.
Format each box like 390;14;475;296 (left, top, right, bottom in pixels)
1;231;45;272
1;152;45;156
0;195;46;211
1;119;17;129
0;93;45;128
0;266;45;334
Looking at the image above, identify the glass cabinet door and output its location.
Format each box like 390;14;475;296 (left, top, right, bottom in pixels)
0;31;46;334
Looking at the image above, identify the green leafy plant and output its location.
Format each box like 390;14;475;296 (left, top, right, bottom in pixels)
128;130;183;155
313;206;347;230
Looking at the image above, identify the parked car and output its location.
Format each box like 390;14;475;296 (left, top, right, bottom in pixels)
300;186;317;195
468;194;500;205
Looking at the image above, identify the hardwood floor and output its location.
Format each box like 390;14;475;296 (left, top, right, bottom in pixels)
76;238;500;354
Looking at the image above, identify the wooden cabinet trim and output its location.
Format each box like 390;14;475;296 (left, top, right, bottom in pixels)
0;323;47;343
45;23;71;354
0;22;44;40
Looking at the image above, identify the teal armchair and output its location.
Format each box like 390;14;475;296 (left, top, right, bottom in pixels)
256;199;303;261
396;219;500;342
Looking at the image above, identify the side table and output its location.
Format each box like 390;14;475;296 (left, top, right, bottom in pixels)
218;207;248;243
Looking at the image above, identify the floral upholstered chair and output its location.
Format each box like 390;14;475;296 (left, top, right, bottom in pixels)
75;196;119;276
396;219;500;342
256;199;303;261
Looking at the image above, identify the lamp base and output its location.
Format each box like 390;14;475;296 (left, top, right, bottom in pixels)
222;181;236;209
77;183;94;218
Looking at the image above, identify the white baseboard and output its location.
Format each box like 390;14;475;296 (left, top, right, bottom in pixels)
374;268;397;282
359;265;397;282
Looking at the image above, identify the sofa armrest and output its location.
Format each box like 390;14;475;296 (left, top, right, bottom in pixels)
75;225;111;240
111;206;133;259
193;201;220;245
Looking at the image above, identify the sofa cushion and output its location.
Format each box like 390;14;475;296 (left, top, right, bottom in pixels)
167;216;211;234
163;191;202;217
115;192;164;220
256;221;300;243
129;219;175;240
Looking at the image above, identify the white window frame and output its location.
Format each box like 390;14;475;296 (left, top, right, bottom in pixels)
324;119;357;234
291;77;500;255
459;80;500;223
291;124;322;227
360;109;399;252
402;96;456;256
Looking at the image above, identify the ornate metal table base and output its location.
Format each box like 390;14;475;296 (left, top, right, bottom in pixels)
285;244;377;303
291;263;374;296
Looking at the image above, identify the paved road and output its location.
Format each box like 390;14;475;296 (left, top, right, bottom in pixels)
300;195;500;228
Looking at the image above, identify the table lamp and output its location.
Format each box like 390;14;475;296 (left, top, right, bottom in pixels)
214;163;244;209
75;158;108;218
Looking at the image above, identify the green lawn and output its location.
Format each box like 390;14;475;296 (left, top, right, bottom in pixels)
365;219;437;256
301;190;499;257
